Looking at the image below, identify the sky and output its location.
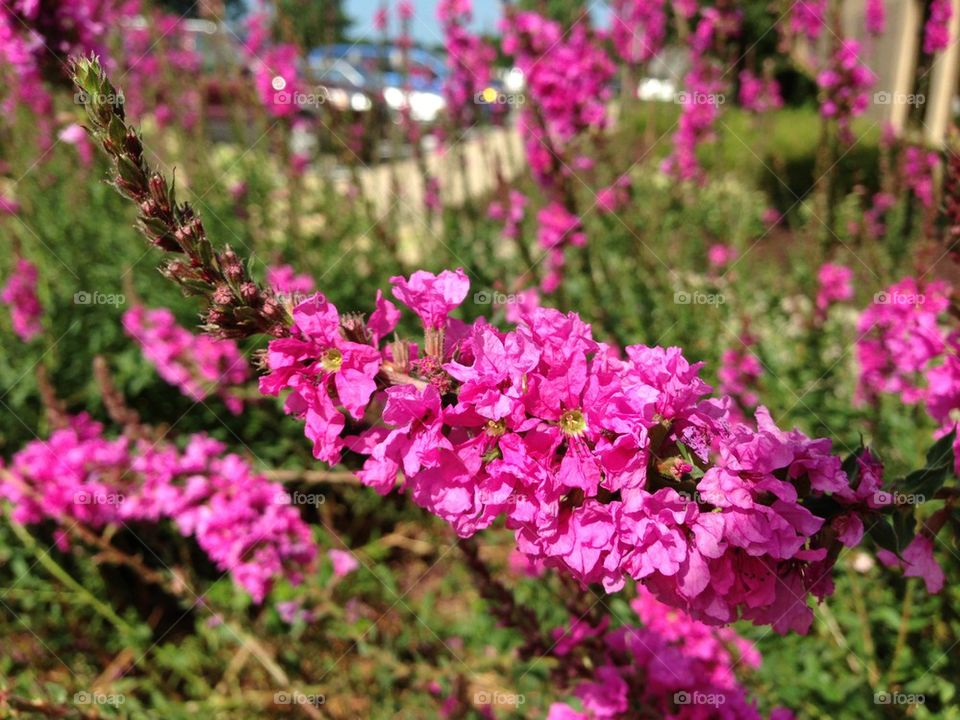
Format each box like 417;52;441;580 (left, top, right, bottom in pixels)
343;0;611;45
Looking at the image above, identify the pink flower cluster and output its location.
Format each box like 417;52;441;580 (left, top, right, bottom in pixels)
267;263;317;297
903;146;940;208
788;0;827;40
245;9;305;118
662;8;742;181
923;0;953;54
0;414;317;602
817;40;874;143
545;589;793;719
438;0;497;127
123;305;251;414
610;0;669;65
739;70;783;114
1;257;43;342
262;269;871;634
0;0;133;143
856;277;952;405
815;263;854;317
878;533;945;593
856;277;960;494
503;11;615;159
662;63;726;181
866;0;887;35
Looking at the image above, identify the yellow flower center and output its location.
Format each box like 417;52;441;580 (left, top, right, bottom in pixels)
485;419;507;437
559;409;587;436
320;347;343;372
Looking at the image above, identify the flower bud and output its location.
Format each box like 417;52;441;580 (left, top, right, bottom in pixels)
213;285;234;306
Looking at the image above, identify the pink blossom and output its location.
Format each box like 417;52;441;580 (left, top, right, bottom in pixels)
707;243;737;271
267;264;316;296
328;548;360;577
1;416;317;603
817;40;875;143
739;70;783;113
390;268;470;329
903;146;940;208
264;272;878;634
815;263;854;316
877;534;945;593
260;293;382;463
718;337;763;417
866;0;886;35
924;0;953;53
1;258;42;342
855;277;951;405
123;306;251;414
610;0;668;65
59;123;94;166
789;0;827;39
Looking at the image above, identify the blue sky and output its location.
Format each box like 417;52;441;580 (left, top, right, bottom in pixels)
343;0;611;45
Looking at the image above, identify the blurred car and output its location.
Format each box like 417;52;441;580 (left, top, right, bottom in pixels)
309;44;448;124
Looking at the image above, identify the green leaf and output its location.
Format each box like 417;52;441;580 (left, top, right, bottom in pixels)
900;465;948;500
866;517;898;553
925;429;956;469
892;510;916;551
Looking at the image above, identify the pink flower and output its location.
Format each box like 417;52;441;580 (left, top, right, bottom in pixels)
815;263;854;316
59;122;94;166
261;270;880;634
817;39;875;143
267;264;316;296
1;258;42;342
903;146;940;208
739;70;783;113
390;268;470;329
878;534;945;593
123;305;251;414
610;0;668;65
924;0;953;53
328;548;360;577
790;0;827;39
707;243;737;271
260;293;382;463
856;277;951;405
865;0;886;34
2;416;317;603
